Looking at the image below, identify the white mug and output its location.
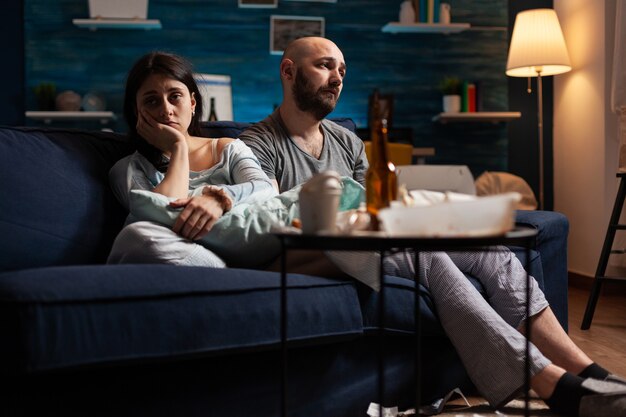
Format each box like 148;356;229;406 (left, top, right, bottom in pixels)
299;171;342;234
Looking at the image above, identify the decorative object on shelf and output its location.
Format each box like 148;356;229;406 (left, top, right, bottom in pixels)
270;15;325;55
439;2;451;24
194;73;233;121
75;0;160;30
208;98;218;122
82;93;106;112
88;0;148;19
33;82;56;111
399;0;416;25
282;0;337;3
506;8;571;210
412;0;420;22
442;95;461;113
55;91;82;112
238;0;277;8
439;76;461;113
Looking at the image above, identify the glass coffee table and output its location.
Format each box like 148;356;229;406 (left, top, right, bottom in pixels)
273;227;538;417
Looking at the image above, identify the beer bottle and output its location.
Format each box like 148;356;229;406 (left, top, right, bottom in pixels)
366;91;397;230
208;97;218;121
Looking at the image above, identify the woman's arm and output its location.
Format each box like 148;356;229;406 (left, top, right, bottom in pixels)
136;109;190;199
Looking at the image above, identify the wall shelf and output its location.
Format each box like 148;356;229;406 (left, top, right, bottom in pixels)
432;112;522;123
382;22;471;34
25;111;117;124
72;18;162;30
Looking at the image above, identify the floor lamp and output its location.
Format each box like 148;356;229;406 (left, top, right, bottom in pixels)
506;8;571;210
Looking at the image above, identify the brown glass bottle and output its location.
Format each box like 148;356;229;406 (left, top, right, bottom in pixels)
208;97;218;121
365;93;397;230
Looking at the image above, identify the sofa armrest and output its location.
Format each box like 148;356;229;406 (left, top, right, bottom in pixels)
515;210;570;331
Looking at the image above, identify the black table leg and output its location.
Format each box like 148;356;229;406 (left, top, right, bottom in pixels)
525;244;531;417
378;249;386;413
280;239;287;417
414;248;421;414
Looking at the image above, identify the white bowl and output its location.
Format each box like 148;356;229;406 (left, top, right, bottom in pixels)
378;192;520;237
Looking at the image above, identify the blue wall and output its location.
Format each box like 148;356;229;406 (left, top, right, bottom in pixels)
1;1;24;126
24;0;510;176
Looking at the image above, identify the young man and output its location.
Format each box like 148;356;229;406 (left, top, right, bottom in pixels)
240;36;366;193
240;37;626;416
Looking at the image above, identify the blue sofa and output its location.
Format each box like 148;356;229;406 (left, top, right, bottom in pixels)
0;122;569;416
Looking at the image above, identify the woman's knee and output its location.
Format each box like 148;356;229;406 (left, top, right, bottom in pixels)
107;221;169;263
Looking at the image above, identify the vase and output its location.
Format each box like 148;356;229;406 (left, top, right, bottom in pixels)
55;91;82;111
443;95;461;113
399;0;415;24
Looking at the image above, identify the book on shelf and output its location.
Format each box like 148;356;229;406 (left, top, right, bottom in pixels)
467;83;476;113
475;81;483;112
427;0;434;23
415;0;441;23
460;80;482;113
461;80;468;112
419;0;427;23
412;0;419;22
433;0;440;22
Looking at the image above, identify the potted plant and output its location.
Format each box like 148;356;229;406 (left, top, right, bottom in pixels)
33;82;56;111
439;76;462;113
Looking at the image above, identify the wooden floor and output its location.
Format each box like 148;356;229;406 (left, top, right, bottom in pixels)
437;284;626;416
567;285;626;376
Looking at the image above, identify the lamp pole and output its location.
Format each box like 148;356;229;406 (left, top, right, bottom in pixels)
536;67;544;210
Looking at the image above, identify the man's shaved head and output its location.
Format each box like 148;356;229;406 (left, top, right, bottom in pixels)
278;36;346;120
281;37;342;66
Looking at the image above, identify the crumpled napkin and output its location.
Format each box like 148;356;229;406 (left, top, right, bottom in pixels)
396;186;477;208
366;388;470;416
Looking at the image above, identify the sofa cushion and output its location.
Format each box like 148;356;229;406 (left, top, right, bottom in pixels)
0;264;363;373
515;210;569;330
0;127;133;271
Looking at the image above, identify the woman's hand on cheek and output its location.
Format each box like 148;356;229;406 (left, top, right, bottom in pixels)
136;109;185;153
170;195;225;240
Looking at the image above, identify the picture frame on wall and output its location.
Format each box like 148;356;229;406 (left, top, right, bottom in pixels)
282;0;337;3
270;15;325;55
238;0;277;8
194;74;234;121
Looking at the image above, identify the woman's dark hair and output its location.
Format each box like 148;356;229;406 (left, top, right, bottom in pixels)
123;51;203;171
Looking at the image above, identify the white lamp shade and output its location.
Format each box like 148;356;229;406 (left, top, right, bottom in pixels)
506;8;572;77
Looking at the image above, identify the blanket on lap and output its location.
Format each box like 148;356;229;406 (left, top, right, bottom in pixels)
128;177;364;268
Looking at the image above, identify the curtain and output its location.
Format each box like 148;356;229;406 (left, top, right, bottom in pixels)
612;0;626;172
611;0;626;269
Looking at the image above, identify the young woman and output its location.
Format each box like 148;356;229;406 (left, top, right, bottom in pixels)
107;52;276;267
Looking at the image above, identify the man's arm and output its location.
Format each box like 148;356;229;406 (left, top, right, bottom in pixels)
353;139;368;188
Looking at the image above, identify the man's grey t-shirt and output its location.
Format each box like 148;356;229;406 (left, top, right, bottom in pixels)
239;110;369;192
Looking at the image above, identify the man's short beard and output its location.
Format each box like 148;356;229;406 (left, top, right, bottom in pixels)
292;69;337;121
